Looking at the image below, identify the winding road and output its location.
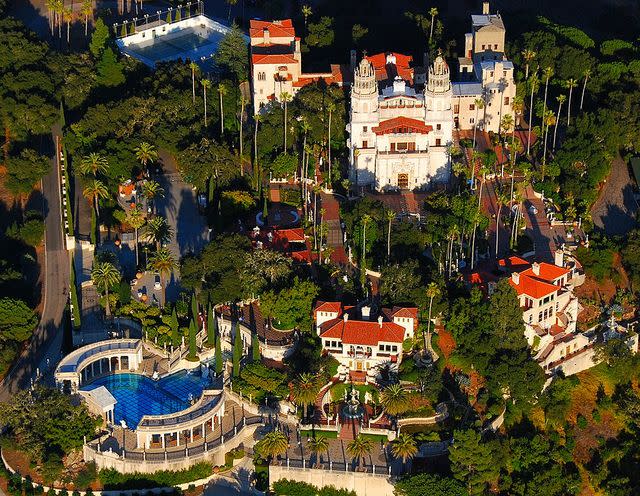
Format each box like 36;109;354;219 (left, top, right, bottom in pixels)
0;126;69;401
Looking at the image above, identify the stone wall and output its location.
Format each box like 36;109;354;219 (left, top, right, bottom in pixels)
269;465;395;496
84;424;259;474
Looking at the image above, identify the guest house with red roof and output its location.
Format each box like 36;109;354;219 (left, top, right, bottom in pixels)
498;251;591;375
314;302;417;381
249;19;348;110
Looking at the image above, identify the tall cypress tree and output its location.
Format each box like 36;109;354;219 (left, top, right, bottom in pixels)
252;331;260;362
188;318;197;360
207;304;216;348
191;294;199;322
214;324;223;375
170;308;179;346
232;326;242;378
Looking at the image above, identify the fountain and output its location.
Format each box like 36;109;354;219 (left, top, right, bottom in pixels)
341;386;364;420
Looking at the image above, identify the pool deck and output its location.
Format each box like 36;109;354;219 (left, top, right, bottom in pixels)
98;400;259;454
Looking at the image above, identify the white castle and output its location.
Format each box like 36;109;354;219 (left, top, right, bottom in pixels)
347;52;453;191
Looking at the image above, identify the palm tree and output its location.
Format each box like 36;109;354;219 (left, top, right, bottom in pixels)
148;247;177;307
512;94;524;129
495;191;509;258
142;216;173;251
225;0;238;21
500;114;515;172
361;214;372;268
541;110;556;181
425;282;440;353
280;91;292;151
307;436;329;466
379;384;409;417
564;78;578;127
79;153;109;176
190;62;198;104
253;113;262;190
301;5;312;28
541;66;554;140
202;79;211;127
126;206;146;267
428;7;438;42
135;142;158;171
391;433;417;472
469;206;483;270
291;373;318;422
579;68;591;112
526;71;538;156
256;430;289;462
385;209;395;261
64;6;72;45
81;0;92;37
91;261;121;317
521;49;536;80
300;119;311;210
553;94;566;150
347;435;374;470
45;0;55;34
142;180;164;213
472;98;484;152
327;101;336;185
218;83;228;136
54;0;63;38
83;179;108;218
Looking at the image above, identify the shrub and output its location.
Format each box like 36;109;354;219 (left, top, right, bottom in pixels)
272;479;356;496
99;463;212;490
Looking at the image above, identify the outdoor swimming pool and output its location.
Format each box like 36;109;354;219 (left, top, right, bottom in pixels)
82;371;210;427
127;27;221;64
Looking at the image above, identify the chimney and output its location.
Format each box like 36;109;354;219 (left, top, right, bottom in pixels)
532;262;541;276
361;305;371;320
482;1;490;15
350;49;357;72
511;272;520;285
378;315;383;328
263;27;270;45
554;250;564;268
343;313;349;322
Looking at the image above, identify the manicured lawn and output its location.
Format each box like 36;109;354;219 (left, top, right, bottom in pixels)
300;429;338;439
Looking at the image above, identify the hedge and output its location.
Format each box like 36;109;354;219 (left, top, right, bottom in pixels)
98;462;212;490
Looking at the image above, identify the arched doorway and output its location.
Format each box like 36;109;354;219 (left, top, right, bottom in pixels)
397;173;409;189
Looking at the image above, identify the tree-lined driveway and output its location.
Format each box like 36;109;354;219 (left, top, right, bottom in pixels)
152;150;209;300
0;126;68;401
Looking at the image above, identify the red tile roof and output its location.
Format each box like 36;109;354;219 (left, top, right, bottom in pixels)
365;52;413;82
249;19;295;39
391;307;418;320
509;274;559;299
320;319;405;345
372;116;433;135
251;53;298;65
498;256;530;272
315;301;342;314
521;263;570;282
273;228;305;243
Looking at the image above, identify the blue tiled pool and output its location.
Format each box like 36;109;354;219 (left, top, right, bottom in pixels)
82;371;210;427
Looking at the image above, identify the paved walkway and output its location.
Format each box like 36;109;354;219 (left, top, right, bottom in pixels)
320;193;347;265
591;155;638;235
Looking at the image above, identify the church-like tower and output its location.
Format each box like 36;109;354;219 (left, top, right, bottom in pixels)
423;52;453;182
348;58;380;187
